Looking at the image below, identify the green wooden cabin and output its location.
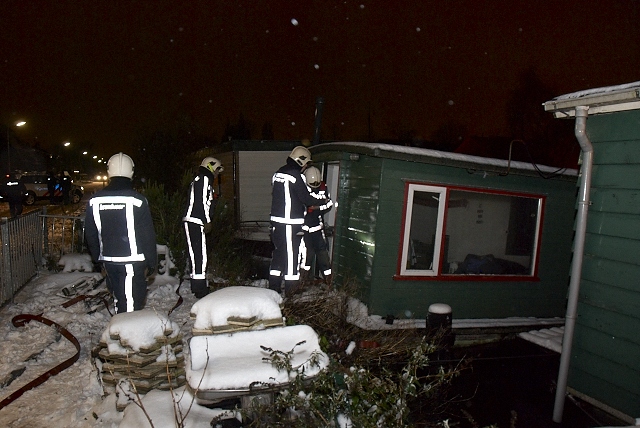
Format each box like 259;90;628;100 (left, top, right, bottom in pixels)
310;142;578;321
544;81;640;422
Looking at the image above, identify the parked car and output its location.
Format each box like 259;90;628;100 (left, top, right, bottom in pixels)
19;172;84;205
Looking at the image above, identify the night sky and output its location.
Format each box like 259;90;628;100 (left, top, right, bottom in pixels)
1;1;639;158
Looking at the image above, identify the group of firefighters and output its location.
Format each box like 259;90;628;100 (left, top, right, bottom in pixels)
0;170;73;218
84;146;333;314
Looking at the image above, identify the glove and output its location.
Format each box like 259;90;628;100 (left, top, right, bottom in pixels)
203;222;213;234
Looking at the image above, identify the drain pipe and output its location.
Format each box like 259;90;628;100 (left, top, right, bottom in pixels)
553;105;593;423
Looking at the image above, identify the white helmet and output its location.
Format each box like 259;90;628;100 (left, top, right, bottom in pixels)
304;166;321;188
201;157;224;174
107;152;134;179
289;146;312;167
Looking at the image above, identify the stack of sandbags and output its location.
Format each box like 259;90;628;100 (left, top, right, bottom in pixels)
190;286;284;335
95;309;185;408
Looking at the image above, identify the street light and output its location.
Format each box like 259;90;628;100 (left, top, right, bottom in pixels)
6;121;26;174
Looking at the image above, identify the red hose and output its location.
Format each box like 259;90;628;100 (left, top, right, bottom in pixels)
0;314;81;410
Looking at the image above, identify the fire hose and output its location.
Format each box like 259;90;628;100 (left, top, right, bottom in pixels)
0;313;81;411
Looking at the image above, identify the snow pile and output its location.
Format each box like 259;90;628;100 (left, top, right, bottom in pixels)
187;324;329;391
190;286;283;330
100;309;180;354
57;253;94;272
120;386;239;428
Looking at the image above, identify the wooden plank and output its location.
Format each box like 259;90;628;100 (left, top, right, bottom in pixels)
592;140;640;165
586;211;640;239
584;233;640;266
579;279;640;320
589;188;640;216
587;109;640;143
569;366;640;418
592;164;640;188
569;350;640;413
573;324;640;370
576;303;640;344
227;315;258;326
581;255;640;293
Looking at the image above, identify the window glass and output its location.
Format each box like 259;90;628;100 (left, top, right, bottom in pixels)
399;183;542;278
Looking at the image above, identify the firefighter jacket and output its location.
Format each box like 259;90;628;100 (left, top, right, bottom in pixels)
270;158;326;225
1;177;27;201
84;177;157;270
182;166;216;226
302;183;333;233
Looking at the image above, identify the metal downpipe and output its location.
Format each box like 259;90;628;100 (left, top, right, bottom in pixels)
553;105;593;423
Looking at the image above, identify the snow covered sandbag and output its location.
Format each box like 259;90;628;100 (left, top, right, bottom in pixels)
58;253;94;272
190;286;283;331
186;324;329;391
100;309;181;354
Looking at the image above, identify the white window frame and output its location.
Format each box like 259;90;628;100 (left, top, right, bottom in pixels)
399;184;447;276
398;182;544;279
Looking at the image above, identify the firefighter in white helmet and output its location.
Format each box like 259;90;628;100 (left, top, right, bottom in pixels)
300;166;333;284
85;152;157;313
182;156;224;298
269;146;326;295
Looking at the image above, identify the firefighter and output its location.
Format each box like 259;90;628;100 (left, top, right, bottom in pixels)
300;166;334;284
60;170;72;205
269;146;327;296
2;173;27;218
84;153;157;313
47;171;58;204
183;157;224;298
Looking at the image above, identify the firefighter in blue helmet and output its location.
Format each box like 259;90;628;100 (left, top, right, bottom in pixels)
300;166;334;284
269;146;327;296
84;153;157;314
183;156;224;298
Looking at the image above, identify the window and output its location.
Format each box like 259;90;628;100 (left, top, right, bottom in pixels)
398;182;543;279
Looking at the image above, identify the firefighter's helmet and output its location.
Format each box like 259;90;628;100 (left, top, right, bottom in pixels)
201;157;224;174
304;166;321;188
107;152;135;179
289;146;312;168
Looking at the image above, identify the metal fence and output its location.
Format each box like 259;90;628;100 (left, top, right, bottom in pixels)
0;208;85;307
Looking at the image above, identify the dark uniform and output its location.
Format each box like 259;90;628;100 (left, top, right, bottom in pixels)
47;172;58;204
2;174;27;218
269;157;326;295
301;182;333;281
85;176;157;313
60;171;72;205
183;160;221;298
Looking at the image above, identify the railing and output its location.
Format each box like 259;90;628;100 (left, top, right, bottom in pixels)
0;208;85;307
41;207;86;262
1;210;43;306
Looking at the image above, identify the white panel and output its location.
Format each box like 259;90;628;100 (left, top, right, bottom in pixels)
237;151;291;224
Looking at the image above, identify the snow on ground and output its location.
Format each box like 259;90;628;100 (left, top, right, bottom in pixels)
0;253;577;427
0;253;290;427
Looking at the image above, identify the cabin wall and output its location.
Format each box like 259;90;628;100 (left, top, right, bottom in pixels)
315;149;577;320
567;108;640;418
371;157;576;319
328;153;382;304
